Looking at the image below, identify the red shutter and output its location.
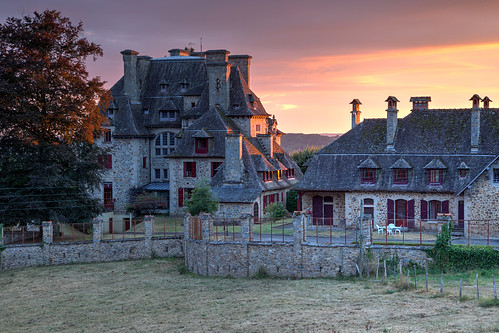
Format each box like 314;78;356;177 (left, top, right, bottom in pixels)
106;154;112;169
178;188;184;207
442;200;449;214
192;162;196;177
183;162;187;177
98;155;103;166
421;200;428;220
407;199;415;229
387;199;394;224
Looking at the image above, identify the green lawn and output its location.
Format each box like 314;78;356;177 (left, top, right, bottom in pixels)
1;258;498;332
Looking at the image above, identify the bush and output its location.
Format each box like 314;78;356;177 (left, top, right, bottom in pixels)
185;179;219;216
427;221;499;271
264;202;287;218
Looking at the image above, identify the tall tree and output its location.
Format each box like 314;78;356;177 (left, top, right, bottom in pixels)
0;10;109;226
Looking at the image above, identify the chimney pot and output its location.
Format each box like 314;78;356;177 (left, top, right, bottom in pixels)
349;99;362;128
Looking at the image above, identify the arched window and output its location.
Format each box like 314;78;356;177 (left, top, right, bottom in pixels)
155;131;177;156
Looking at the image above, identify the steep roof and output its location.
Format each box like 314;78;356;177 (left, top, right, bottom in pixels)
296;108;499;194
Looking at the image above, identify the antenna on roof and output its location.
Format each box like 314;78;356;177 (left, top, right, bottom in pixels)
200;37;203;52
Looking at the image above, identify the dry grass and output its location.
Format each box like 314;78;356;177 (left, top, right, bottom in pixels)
1;258;498;333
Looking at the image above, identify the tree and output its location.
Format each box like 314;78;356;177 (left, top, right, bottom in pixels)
291;146;319;173
264;202;287;218
0;10;109;227
185;179;219;216
127;189;167;216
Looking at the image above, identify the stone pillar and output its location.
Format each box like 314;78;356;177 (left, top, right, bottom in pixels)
293;213;305;278
240;214;252;241
92;218;102;243
184;214;191;240
361;216;372;247
144;215;154;241
200;213;211;241
42;221;53;245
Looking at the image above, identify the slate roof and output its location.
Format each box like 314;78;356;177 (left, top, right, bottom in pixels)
296;108;499;194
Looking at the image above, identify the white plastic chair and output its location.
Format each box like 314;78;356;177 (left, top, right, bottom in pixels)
387;223;401;235
375;224;385;234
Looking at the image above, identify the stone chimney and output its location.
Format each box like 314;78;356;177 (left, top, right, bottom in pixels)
349;99;362;129
470;94;482;153
224;134;245;184
205;50;231;112
385;96;400;150
482;96;492;109
257;134;274;159
470;94;481;109
410;96;431;110
168;48;190;57
136;55;152;91
121;49;139;102
228;55;252;86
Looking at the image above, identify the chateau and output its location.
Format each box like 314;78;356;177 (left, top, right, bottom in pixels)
295;95;499;233
96;48;302;218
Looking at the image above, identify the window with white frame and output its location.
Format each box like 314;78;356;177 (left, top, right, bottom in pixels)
160;111;177;121
493;168;499;184
155;132;177;156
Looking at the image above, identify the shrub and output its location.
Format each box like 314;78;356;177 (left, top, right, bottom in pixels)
264;202;287;218
185;179;219;216
285;190;297;212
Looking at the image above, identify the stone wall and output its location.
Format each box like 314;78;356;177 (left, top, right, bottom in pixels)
0;217;183;271
184;213;430;278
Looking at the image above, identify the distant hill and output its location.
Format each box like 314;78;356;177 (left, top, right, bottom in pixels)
280;133;341;154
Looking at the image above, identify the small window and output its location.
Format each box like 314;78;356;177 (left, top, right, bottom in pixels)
143;157;147;169
163;169;168;179
191;102;196;108
104;129;112;143
459;169;468;179
361;168;376;184
160;83;168;92
428;200;442;220
276;170;282;180
286;169;295;179
155;132;177;156
263;171;272;182
160;111;177;121
393;169;408;185
107;108;115;119
195;138;209;154
256;124;261;133
494;169;499;184
428;169;443;185
155;169;161;180
143;108;149;115
211;162;223;177
184;162;196;178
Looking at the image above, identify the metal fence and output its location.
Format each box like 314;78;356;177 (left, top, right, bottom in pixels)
251;217;292;243
53;222;94;243
209;218;242;242
1;225;42;245
153;216;183;238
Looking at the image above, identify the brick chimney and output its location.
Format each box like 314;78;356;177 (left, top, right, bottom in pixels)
385;96;400;150
482;96;492;109
228;55;252;86
224;134;245;184
470;94;482;153
410;96;431;111
205;50;231;112
121;50;139;102
168;48;190;57
349;99;362;128
136;55;152;91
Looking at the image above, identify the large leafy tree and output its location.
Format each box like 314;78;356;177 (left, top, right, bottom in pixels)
0;10;110;226
185;179;219;216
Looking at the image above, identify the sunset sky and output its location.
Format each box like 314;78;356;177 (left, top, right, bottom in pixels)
3;0;499;134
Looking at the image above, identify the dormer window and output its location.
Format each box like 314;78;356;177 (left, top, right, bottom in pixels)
195;138;208;154
263;171;272;182
393;169;408;185
143;108;149;115
160;80;169;92
248;94;255;105
286;169;295;179
361;168;376;184
107;107;116;119
180;79;189;92
160;111;177;121
459;169;468;179
493;169;499;184
275;170;283;181
428;169;443;185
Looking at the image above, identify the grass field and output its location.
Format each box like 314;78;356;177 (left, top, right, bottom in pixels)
1;258;498;332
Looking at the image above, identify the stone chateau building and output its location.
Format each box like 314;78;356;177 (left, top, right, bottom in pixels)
95;48;302;218
294;95;499;232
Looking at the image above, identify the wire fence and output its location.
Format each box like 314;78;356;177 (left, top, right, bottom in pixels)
251;217;292;243
53;222;94;243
